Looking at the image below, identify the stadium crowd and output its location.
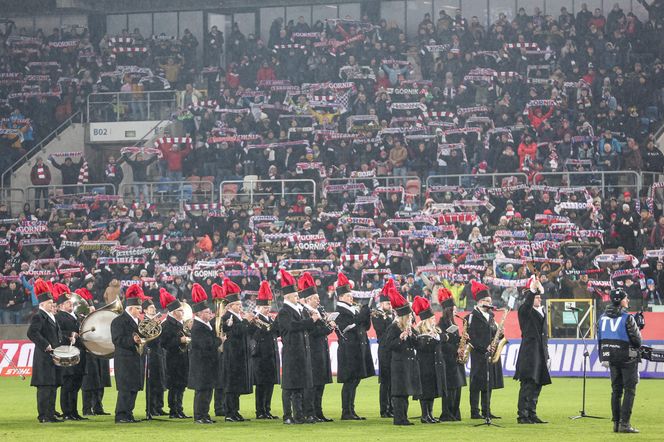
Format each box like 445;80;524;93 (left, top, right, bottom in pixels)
3;4;664;323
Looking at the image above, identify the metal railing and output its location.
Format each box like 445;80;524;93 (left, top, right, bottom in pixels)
0;188;25;216
26;184;116;209
323;175;422;199
119;180;215;211
426;173;529;190
0;111;82;191
532;171;641;199
220;179;317;206
86;90;178;122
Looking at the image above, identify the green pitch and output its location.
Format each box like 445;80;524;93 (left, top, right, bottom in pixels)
0;377;660;441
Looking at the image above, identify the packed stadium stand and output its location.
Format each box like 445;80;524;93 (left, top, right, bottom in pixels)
2;0;664;324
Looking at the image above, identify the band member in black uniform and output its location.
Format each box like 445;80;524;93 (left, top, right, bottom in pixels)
598;289;643;433
188;283;223;424
75;287;111;417
371;280;395;418
467;281;504;420
220;278;253;422
383;283;421;426
141;297;166;416
514;277;551;424
437;288;465;421
277;269;320;424
335;272;374;420
53;283;87;421
27;279;63;423
251;281;280;420
211;283;226;417
159;288;190;419
111;284;146;423
301;272;334;423
412;296;446;424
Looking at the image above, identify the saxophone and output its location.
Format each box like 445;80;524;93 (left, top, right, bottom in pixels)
489;308;510;364
456;315;473;364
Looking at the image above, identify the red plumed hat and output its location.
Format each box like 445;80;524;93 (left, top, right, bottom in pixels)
438;287;455;308
191;283;209;313
211;283;225;300
159;288;181;312
280;269;297;294
412;295;434;320
471;280;491;301
74;287;93;301
53;283;71;305
379;278;395;302
389;287;411;317
223;278;241;303
34;278;53;303
336;272;351;296
298;272;317;298
124;284;144;306
256;281;273;306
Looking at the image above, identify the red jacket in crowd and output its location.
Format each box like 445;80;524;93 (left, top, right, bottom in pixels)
30;162;51;186
159;142;191;172
517;141;538;169
527;106;554;130
256;66;276;82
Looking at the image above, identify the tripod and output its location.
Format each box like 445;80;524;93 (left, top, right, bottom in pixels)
474;312;501;428
569;307;604;420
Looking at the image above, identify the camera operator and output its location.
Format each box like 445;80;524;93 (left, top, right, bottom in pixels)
597;289;644;434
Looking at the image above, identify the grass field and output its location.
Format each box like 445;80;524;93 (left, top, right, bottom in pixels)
0;377;660;441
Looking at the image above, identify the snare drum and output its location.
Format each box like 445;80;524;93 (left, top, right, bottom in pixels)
52;346;81;367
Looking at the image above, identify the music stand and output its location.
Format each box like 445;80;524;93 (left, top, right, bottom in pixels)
474;311;501;428
569;306;604;420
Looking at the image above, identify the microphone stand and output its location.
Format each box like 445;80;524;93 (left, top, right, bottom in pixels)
569;307;604;420
474;308;501;428
144;345;153;421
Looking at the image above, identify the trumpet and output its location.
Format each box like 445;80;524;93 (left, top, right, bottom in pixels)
251;315;272;330
370;309;389;320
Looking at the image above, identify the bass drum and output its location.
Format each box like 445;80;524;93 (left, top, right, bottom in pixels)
80;310;118;358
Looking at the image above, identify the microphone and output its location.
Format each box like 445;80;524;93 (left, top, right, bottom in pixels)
568;306;582;312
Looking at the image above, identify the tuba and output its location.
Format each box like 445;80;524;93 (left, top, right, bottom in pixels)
489;308;510;364
179;301;193;352
456;314;473;364
79;297;124;358
214;298;226;353
135;314;162;356
70;292;90;318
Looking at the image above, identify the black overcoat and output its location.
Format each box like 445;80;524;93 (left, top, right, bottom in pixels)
371;311;393;384
277;303;314;390
249;314;280;385
187;319;222;390
468;308;504;390
55;310;86;377
160;315;189;388
416;334;447;399
335;303;375;383
383;322;421;397
110;311;144;392
438;316;466;389
27;309;62;387
514;291;552;385
221;311;253;394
